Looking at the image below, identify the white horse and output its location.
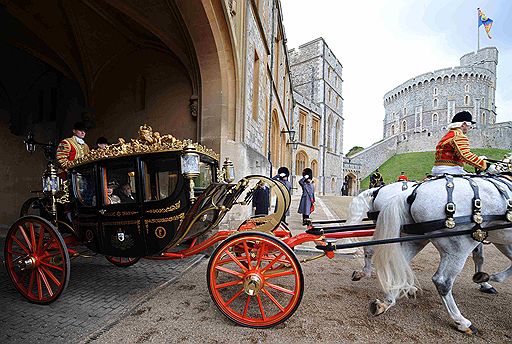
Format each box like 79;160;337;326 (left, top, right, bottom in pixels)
347;181;502;293
370;174;512;334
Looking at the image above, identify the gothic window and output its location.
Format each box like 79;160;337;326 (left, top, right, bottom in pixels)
312;116;319;146
464;95;470;105
328;88;332;102
391;124;395;136
311;160;318;178
334;75;338;87
327;115;333;150
482;112;486;126
403;107;407;117
401;120;407;132
433;98;438;108
433;87;438;96
295;151;308;175
299;111;307;143
465;84;470;92
252;51;260;121
432;113;439;126
334;119;340;153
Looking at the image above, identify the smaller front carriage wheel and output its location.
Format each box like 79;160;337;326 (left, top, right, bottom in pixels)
4;216;71;304
105;256;141;267
207;231;304;328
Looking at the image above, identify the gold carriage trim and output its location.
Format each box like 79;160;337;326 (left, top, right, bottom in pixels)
144;213;185;234
67;125;219;169
146;201;181;214
103;220;141;234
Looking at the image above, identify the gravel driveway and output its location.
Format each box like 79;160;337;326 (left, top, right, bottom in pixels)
88;243;512;343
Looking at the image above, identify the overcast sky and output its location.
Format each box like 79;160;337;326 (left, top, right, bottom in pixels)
280;0;512;153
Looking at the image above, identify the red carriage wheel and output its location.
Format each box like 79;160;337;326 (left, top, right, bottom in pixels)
105;256;141;267
207;232;303;328
4;216;70;304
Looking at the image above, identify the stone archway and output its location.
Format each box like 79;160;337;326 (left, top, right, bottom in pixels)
0;0;235;225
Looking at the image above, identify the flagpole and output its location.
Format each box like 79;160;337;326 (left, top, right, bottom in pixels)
477;8;480;51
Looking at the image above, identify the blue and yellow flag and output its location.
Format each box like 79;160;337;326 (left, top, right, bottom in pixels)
478;8;493;39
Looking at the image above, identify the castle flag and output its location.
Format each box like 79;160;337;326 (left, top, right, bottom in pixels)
478;8;493;39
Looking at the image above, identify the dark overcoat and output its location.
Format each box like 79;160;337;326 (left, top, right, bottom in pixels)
252;185;270;215
273;175;292;216
298;176;315;215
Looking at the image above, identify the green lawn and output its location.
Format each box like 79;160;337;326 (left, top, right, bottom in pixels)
361;148;511;189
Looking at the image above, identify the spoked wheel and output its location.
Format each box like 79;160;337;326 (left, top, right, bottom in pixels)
4;216;70;304
207;231;304;328
105;256;141;267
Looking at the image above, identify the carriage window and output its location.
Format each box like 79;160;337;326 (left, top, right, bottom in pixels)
74;167;96;207
102;162;137;205
194;162;214;190
144;158;180;201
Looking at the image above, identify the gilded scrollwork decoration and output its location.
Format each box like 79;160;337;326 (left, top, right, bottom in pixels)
67;125;218;169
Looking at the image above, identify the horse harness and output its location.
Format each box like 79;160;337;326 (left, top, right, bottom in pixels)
403;173;512;242
366;181;413;222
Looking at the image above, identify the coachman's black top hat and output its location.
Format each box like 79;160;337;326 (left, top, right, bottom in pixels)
73;121;88;131
451;111;475;124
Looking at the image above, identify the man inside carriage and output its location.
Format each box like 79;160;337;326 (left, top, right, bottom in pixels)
432;111;490;176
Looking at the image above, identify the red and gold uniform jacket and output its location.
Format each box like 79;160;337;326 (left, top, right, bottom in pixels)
434;128;487;170
56;136;90;169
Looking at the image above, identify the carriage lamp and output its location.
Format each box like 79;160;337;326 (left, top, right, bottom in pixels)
42;163;60;194
181;144;200;204
222;158;235;183
25;132;37;153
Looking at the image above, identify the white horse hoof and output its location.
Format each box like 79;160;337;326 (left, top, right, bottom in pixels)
457;324;478;335
479;285;498;294
351;271;364;281
369;299;386;316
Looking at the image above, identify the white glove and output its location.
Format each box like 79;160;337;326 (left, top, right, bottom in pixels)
486;164;499;174
479;155;487;160
279;173;286;177
304;175;310;179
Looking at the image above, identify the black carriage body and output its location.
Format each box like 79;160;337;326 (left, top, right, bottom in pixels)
70;151;220;257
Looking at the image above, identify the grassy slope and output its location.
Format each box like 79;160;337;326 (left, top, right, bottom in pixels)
361;148;511;189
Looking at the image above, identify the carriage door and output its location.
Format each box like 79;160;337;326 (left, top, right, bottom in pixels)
97;159;144;257
73;165;100;252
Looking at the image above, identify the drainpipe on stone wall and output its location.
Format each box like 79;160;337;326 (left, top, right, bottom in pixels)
266;0;276;177
321;42;326;195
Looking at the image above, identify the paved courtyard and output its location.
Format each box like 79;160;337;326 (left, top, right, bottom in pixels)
0;236;202;344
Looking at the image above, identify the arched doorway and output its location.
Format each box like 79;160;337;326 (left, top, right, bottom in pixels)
0;1;235;225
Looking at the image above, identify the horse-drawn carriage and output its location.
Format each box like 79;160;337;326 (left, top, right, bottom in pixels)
6;125;365;328
4;125;512;332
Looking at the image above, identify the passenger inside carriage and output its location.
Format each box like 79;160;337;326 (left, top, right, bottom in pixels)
117;183;136;203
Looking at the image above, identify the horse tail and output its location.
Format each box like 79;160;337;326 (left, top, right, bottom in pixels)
346;189;374;225
373;193;418;299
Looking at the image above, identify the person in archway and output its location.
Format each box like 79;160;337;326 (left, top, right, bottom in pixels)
273;166;292;224
56;121;90;169
432;111;487;175
369;168;383;188
298;168;315;225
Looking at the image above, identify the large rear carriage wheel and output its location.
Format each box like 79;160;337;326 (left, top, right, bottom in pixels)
207;232;303;328
4;216;70;304
105;256;141;267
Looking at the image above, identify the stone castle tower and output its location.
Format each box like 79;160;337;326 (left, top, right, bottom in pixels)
383;47;498;139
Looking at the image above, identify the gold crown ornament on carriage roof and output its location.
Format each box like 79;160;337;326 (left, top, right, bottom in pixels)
67;124;219;168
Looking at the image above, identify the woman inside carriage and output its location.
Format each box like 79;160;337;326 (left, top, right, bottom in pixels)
432;111;490;176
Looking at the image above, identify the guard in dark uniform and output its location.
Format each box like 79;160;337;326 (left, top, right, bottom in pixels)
252;181;270;216
273;167;292;224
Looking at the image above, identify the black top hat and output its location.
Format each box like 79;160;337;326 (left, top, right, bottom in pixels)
302;168;313;178
96;136;108;145
451;111;475;124
277;166;290;177
73;121;88;131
